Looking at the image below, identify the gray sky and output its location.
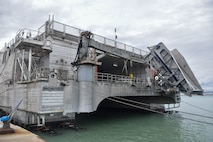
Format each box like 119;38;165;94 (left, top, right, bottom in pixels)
0;0;213;91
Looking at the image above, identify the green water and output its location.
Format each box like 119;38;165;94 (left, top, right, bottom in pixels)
35;95;213;142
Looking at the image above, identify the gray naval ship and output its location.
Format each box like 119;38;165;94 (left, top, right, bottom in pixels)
0;17;203;126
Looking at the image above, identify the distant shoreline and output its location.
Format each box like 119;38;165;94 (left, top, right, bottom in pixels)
204;93;213;96
180;93;213;96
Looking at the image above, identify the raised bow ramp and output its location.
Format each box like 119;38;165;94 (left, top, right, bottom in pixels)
145;42;203;96
171;49;203;95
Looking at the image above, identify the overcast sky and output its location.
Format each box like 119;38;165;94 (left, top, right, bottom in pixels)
0;0;213;91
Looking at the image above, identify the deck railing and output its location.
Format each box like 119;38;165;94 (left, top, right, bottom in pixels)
95;72;146;86
15;67;70;82
2;20;148;57
2;29;42;52
49;21;148;56
31;67;50;79
31;67;70;81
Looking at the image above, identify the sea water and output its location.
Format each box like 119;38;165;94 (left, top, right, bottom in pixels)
34;95;213;142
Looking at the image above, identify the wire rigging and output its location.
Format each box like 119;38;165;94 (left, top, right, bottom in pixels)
107;96;213;126
181;100;213;115
75;85;213;126
178;111;213;119
107;97;165;115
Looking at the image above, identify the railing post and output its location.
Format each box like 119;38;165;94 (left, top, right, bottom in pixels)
132;47;135;55
28;47;32;81
63;24;66;37
79;29;81;36
104;37;106;45
51;21;54;35
124;44;126;53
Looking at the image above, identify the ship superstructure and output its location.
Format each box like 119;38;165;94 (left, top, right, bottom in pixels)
0;18;203;126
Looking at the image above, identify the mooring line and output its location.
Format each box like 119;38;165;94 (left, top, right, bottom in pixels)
67;85;213;126
105;96;213;126
181;100;213;115
106;97;165;115
112;96;155;108
177;111;213;119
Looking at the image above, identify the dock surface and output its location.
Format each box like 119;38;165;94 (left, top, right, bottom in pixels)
0;122;45;142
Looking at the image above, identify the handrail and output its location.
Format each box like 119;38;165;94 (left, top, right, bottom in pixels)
2;28;41;52
2;19;148;57
30;67;70;81
51;21;148;56
15;28;41;42
95;72;146;86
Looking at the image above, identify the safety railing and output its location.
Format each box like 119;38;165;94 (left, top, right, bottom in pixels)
51;21;83;37
95;72;146;86
31;67;50;80
50;21;148;56
15;29;39;41
15;67;70;82
2;28;43;52
2;19;148;57
30;67;70;81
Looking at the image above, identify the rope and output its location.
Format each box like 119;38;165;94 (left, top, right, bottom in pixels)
177;111;213;119
74;85;213;126
108;97;213;126
106;96;213;126
180;117;213;126
2;78;213;126
106;97;165;115
86;86;213;125
181;100;213;115
112;96;153;108
73;85;213;126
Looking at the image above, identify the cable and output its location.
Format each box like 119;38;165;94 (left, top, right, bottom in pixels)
106;97;165;115
87;86;213;126
112;96;153;108
2;76;213;126
106;96;213;126
75;85;213;126
177;111;213;119
181;100;213;115
180;116;213;126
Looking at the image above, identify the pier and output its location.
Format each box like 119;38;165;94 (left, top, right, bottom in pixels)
0;122;45;142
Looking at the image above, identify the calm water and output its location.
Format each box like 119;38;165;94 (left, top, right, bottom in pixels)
34;95;213;142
